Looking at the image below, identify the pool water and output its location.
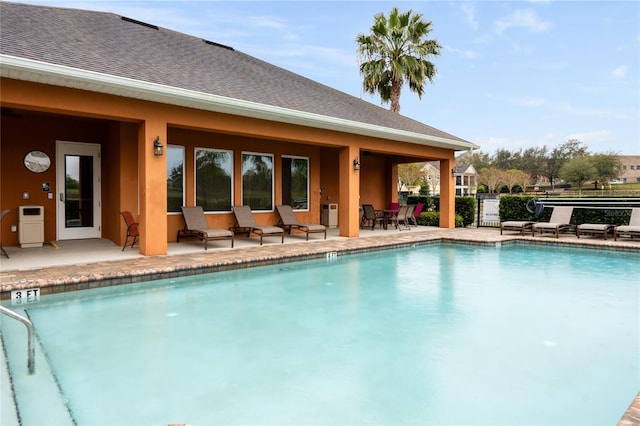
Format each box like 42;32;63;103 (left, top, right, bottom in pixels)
2;243;638;425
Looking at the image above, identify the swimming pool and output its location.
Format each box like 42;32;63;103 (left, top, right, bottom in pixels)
2;243;638;425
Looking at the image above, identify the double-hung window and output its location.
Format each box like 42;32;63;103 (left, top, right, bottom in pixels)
242;152;273;210
282;156;309;210
195;148;233;211
166;145;185;213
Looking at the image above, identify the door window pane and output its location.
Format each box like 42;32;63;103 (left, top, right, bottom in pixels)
242;152;273;210
195;148;232;211
282;156;308;210
64;155;93;227
167;145;184;213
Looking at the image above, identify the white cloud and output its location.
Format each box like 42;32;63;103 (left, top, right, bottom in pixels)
494;9;552;35
445;45;478;59
611;65;628;78
457;3;479;30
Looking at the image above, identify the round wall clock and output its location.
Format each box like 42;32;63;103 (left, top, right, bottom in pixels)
24;150;51;173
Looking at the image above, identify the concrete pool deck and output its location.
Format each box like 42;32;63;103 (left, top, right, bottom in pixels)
1;225;639;425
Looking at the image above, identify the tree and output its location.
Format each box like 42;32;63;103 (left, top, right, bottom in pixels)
398;163;424;187
559;156;597;195
503;169;531;194
456;150;492;171
590;152;623;188
477;167;505;194
356;7;441;113
543;139;589;188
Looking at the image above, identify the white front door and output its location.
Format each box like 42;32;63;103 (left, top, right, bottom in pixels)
56;141;101;240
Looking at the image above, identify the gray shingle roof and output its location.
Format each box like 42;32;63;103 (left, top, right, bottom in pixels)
0;1;471;145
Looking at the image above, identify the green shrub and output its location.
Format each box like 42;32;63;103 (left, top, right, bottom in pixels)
455;196;476;227
409;195;475;226
499;195;631;226
416;212;464;227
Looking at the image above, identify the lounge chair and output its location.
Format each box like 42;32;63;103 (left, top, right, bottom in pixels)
360;204;384;230
231;205;284;245
276;205;326;240
177;206;234;249
120;211;140;251
576;223;615;240
532;206;574;238
614;208;640;241
500;220;535;236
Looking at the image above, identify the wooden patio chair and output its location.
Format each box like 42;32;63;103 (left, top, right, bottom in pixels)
1;209;10;258
276;205;326;240
120;211;139;251
177;206;234;249
231;205;284;245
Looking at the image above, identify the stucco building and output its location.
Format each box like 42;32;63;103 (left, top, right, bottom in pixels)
0;2;477;256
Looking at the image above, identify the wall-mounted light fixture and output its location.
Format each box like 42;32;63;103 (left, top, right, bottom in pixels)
451;167;456;176
153;137;164;156
353;157;361;171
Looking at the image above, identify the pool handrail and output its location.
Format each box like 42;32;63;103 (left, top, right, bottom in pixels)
0;305;35;374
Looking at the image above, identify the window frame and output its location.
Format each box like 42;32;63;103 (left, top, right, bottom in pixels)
281;155;309;211
194;147;234;213
241;151;274;211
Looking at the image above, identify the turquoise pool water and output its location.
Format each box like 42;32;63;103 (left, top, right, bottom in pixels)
2;243;638;425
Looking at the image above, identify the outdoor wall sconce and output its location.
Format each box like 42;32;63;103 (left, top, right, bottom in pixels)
353;157;361;171
153;137;164;156
451;167;456;176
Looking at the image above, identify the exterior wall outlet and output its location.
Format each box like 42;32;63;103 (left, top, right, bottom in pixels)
11;225;17;232
48;192;53;199
22;192;29;200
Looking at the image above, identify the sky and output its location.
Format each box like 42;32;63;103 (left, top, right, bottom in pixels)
6;0;640;155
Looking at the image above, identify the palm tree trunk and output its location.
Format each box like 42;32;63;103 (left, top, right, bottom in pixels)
390;80;401;113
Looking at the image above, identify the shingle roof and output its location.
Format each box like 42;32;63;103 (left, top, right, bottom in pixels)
0;1;472;146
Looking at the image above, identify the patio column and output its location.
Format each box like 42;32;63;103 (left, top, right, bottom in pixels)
389;163;399;203
338;145;361;237
138;121;168;255
439;157;455;228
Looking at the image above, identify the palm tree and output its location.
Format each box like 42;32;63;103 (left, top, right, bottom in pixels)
356;7;442;113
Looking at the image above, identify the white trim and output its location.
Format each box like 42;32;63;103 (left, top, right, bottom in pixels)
1;55;479;151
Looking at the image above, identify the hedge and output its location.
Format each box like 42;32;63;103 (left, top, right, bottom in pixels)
408;195;476;227
499;195;631;226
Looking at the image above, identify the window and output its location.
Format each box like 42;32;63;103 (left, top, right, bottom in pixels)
195;148;232;212
282;156;309;210
166;145;184;213
242;152;273;210
631;165;635;170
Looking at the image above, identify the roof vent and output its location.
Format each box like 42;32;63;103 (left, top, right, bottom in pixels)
202;39;235;51
121;16;158;30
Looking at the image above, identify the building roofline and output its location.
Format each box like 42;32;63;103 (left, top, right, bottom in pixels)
1;54;479;152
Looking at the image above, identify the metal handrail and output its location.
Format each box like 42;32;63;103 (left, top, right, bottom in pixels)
0;305;35;374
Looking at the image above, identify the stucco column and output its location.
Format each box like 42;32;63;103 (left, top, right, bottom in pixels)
138;121;168;255
338;146;361;237
439;157;455;228
389;163;399;203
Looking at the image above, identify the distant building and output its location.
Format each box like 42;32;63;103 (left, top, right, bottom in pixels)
615;156;640;184
454;164;478;196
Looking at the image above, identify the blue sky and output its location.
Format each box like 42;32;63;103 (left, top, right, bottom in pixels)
8;1;640;155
